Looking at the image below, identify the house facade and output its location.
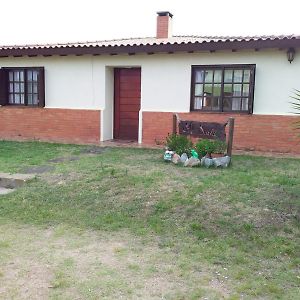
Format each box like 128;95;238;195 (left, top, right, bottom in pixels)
0;12;300;153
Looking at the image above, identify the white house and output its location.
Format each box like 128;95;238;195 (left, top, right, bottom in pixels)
0;12;299;153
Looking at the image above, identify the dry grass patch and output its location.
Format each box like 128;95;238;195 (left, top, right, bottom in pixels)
0;222;228;299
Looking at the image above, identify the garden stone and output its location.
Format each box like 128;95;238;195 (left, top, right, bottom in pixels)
184;157;200;167
0;187;15;195
172;153;181;164
180;153;188;163
201;157;214;168
213;156;231;168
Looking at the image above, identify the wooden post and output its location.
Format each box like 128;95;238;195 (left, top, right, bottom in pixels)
172;114;177;134
227;117;235;157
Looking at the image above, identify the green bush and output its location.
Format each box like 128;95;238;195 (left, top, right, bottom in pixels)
195;139;227;158
291;89;300;131
165;133;193;156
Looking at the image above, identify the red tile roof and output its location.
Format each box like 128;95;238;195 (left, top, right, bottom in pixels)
0;35;299;56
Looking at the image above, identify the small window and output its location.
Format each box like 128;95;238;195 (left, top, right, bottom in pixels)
191;65;255;113
0;67;45;107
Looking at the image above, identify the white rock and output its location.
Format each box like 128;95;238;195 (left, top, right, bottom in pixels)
180;153;188;163
184;157;200;167
212;156;231;168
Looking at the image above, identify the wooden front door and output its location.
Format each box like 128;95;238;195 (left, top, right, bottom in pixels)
114;68;141;140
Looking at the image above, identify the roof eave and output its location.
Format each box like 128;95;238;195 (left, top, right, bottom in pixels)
0;38;299;57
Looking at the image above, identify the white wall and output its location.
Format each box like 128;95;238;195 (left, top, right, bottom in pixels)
1;49;299;115
1;49;299;140
140;50;300;115
0;56;98;109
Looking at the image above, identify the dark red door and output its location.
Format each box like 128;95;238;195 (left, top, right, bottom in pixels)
114;68;141;140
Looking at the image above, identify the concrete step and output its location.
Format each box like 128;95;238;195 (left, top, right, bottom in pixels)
0;173;36;189
0;187;15;195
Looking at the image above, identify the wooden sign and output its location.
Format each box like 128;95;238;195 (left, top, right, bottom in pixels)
179;120;227;141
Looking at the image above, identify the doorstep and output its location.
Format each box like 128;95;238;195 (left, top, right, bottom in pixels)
99;139;161;149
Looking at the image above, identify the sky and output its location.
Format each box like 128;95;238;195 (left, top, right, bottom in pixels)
0;0;300;45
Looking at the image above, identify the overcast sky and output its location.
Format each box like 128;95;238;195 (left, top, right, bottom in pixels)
1;0;300;45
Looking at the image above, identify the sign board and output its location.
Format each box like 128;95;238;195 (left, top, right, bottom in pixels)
178;120;226;141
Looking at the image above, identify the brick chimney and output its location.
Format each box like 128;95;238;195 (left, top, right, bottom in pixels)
156;11;173;39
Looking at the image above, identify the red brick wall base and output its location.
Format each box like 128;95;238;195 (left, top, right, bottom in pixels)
0;107;100;144
142;112;300;154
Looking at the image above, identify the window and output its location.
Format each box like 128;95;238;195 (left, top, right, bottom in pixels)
0;67;45;107
191;65;255;113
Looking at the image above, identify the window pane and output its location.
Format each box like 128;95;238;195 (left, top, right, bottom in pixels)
28;94;32;105
33;94;38;105
27;70;32;81
203;96;212;110
204;70;213;83
214;70;222;83
223;98;231;111
20;83;24;93
243;84;249;96
9;83;14;93
14;94;20;104
28;94;38;105
212;97;220;111
224;70;233;83
241;98;249;111
224;84;233;96
9;94;14;104
20;94;25;104
204;84;213;95
195;70;204;83
243;70;250;82
195;84;203;96
9;72;13;81
232;98;241;110
213;84;221;96
32;71;38;81
233;84;242;96
33;83;38;93
234;70;243;82
14;83;20;93
14;71;20;81
20;71;24;81
27;83;32;93
194;97;202;109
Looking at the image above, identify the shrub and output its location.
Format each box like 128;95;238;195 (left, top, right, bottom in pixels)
291;89;300;132
165;133;193;156
195;139;227;158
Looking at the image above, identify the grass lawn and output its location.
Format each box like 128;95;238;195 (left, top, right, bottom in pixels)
0;141;299;299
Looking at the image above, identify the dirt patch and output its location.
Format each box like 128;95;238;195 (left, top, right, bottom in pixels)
48;156;80;163
0;223;229;299
80;146;108;155
41;172;82;185
22;165;55;174
0;259;53;300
